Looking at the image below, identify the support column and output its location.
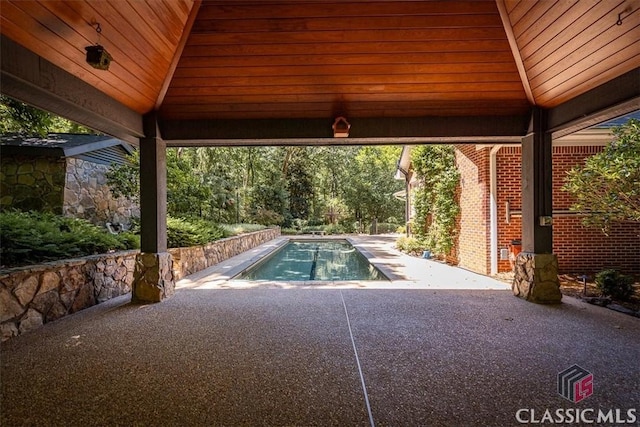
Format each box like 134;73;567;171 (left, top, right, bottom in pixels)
132;113;175;303
512;108;562;304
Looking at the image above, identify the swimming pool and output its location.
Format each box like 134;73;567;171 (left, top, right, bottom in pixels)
235;239;387;281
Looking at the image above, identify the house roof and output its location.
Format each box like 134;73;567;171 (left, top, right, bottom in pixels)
0;1;638;145
0;134;134;165
594;110;640;128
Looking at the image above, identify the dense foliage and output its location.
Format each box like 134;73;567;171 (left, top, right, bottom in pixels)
0;210;269;267
410;145;460;255
107;146;404;230
595;269;634;301
563;119;640;232
166;217;225;248
0;95;93;136
0;210;139;268
2;97;406;256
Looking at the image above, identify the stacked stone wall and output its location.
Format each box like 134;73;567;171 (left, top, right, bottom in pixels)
0;156;66;212
63;158;139;226
0;228;280;341
170;228;281;280
0;156;139;227
0;251;138;341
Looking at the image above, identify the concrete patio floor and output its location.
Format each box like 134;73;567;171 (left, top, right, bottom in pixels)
1;235;639;426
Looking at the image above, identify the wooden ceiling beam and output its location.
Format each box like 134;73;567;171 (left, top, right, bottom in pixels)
0;35;143;144
159;114;530;145
154;0;202;110
495;0;535;104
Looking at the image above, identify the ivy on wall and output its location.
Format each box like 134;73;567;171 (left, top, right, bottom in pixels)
410;145;460;255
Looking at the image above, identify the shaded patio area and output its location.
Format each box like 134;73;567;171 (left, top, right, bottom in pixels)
2;236;638;426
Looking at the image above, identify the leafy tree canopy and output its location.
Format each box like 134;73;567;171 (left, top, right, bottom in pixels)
562;118;640;232
0;95;94;136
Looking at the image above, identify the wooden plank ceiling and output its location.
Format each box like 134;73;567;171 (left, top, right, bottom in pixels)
161;0;530;120
0;0;196;114
501;0;640;107
1;0;638;127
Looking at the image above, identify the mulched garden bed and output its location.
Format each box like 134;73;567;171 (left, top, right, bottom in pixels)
494;272;640;317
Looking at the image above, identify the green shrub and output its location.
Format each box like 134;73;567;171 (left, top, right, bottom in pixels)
396;236;429;256
307;217;324;226
396;225;407;234
220;223;266;237
280;227;299;235
0;210;136;268
251;208;284;226
376;222;397;234
339;220;356;234
324;224;344;235
301;225;325;234
118;231;140;250
167;217;224;248
595;269;634;301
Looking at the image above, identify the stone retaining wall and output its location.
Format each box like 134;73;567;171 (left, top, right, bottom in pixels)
0;228;279;341
170;227;280;280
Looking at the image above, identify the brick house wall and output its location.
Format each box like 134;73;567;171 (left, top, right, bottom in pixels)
550;146;640;274
494;145;640;274
496;147;523;273
454;145;490;273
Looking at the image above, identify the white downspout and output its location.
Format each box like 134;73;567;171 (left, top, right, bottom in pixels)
489;145;503;276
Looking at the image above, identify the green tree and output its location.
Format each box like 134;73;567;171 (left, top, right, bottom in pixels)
411;145;460;254
0;95;93;136
107;151;140;203
563;119;640;232
286;149;314;220
344;146;404;225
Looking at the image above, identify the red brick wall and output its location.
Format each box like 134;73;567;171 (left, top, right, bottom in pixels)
454;145;490;274
496;147;522;273
494;145;640;274
551;146;640;274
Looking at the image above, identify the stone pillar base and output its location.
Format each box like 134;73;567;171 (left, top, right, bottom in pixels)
512;252;562;304
132;252;175;303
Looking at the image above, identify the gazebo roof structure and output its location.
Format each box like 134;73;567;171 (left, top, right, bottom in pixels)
1;0;638;145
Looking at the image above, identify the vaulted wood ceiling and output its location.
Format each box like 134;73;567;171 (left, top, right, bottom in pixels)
1;0;638;143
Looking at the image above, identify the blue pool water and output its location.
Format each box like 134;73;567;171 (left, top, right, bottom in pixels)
236;240;387;281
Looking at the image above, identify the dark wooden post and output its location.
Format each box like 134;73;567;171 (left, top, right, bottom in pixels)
512;107;562;304
132;113;175;303
521;107;553;253
140;115;167;253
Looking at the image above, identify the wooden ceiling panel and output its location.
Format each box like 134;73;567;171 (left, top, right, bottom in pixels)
173;62;520;78
530;22;640;93
503;0;640;107
3;0;636;132
0;0;196;114
162;0;527;120
518;1;617;61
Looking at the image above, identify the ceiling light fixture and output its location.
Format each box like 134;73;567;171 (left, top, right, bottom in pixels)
85;22;112;71
332;117;350;138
